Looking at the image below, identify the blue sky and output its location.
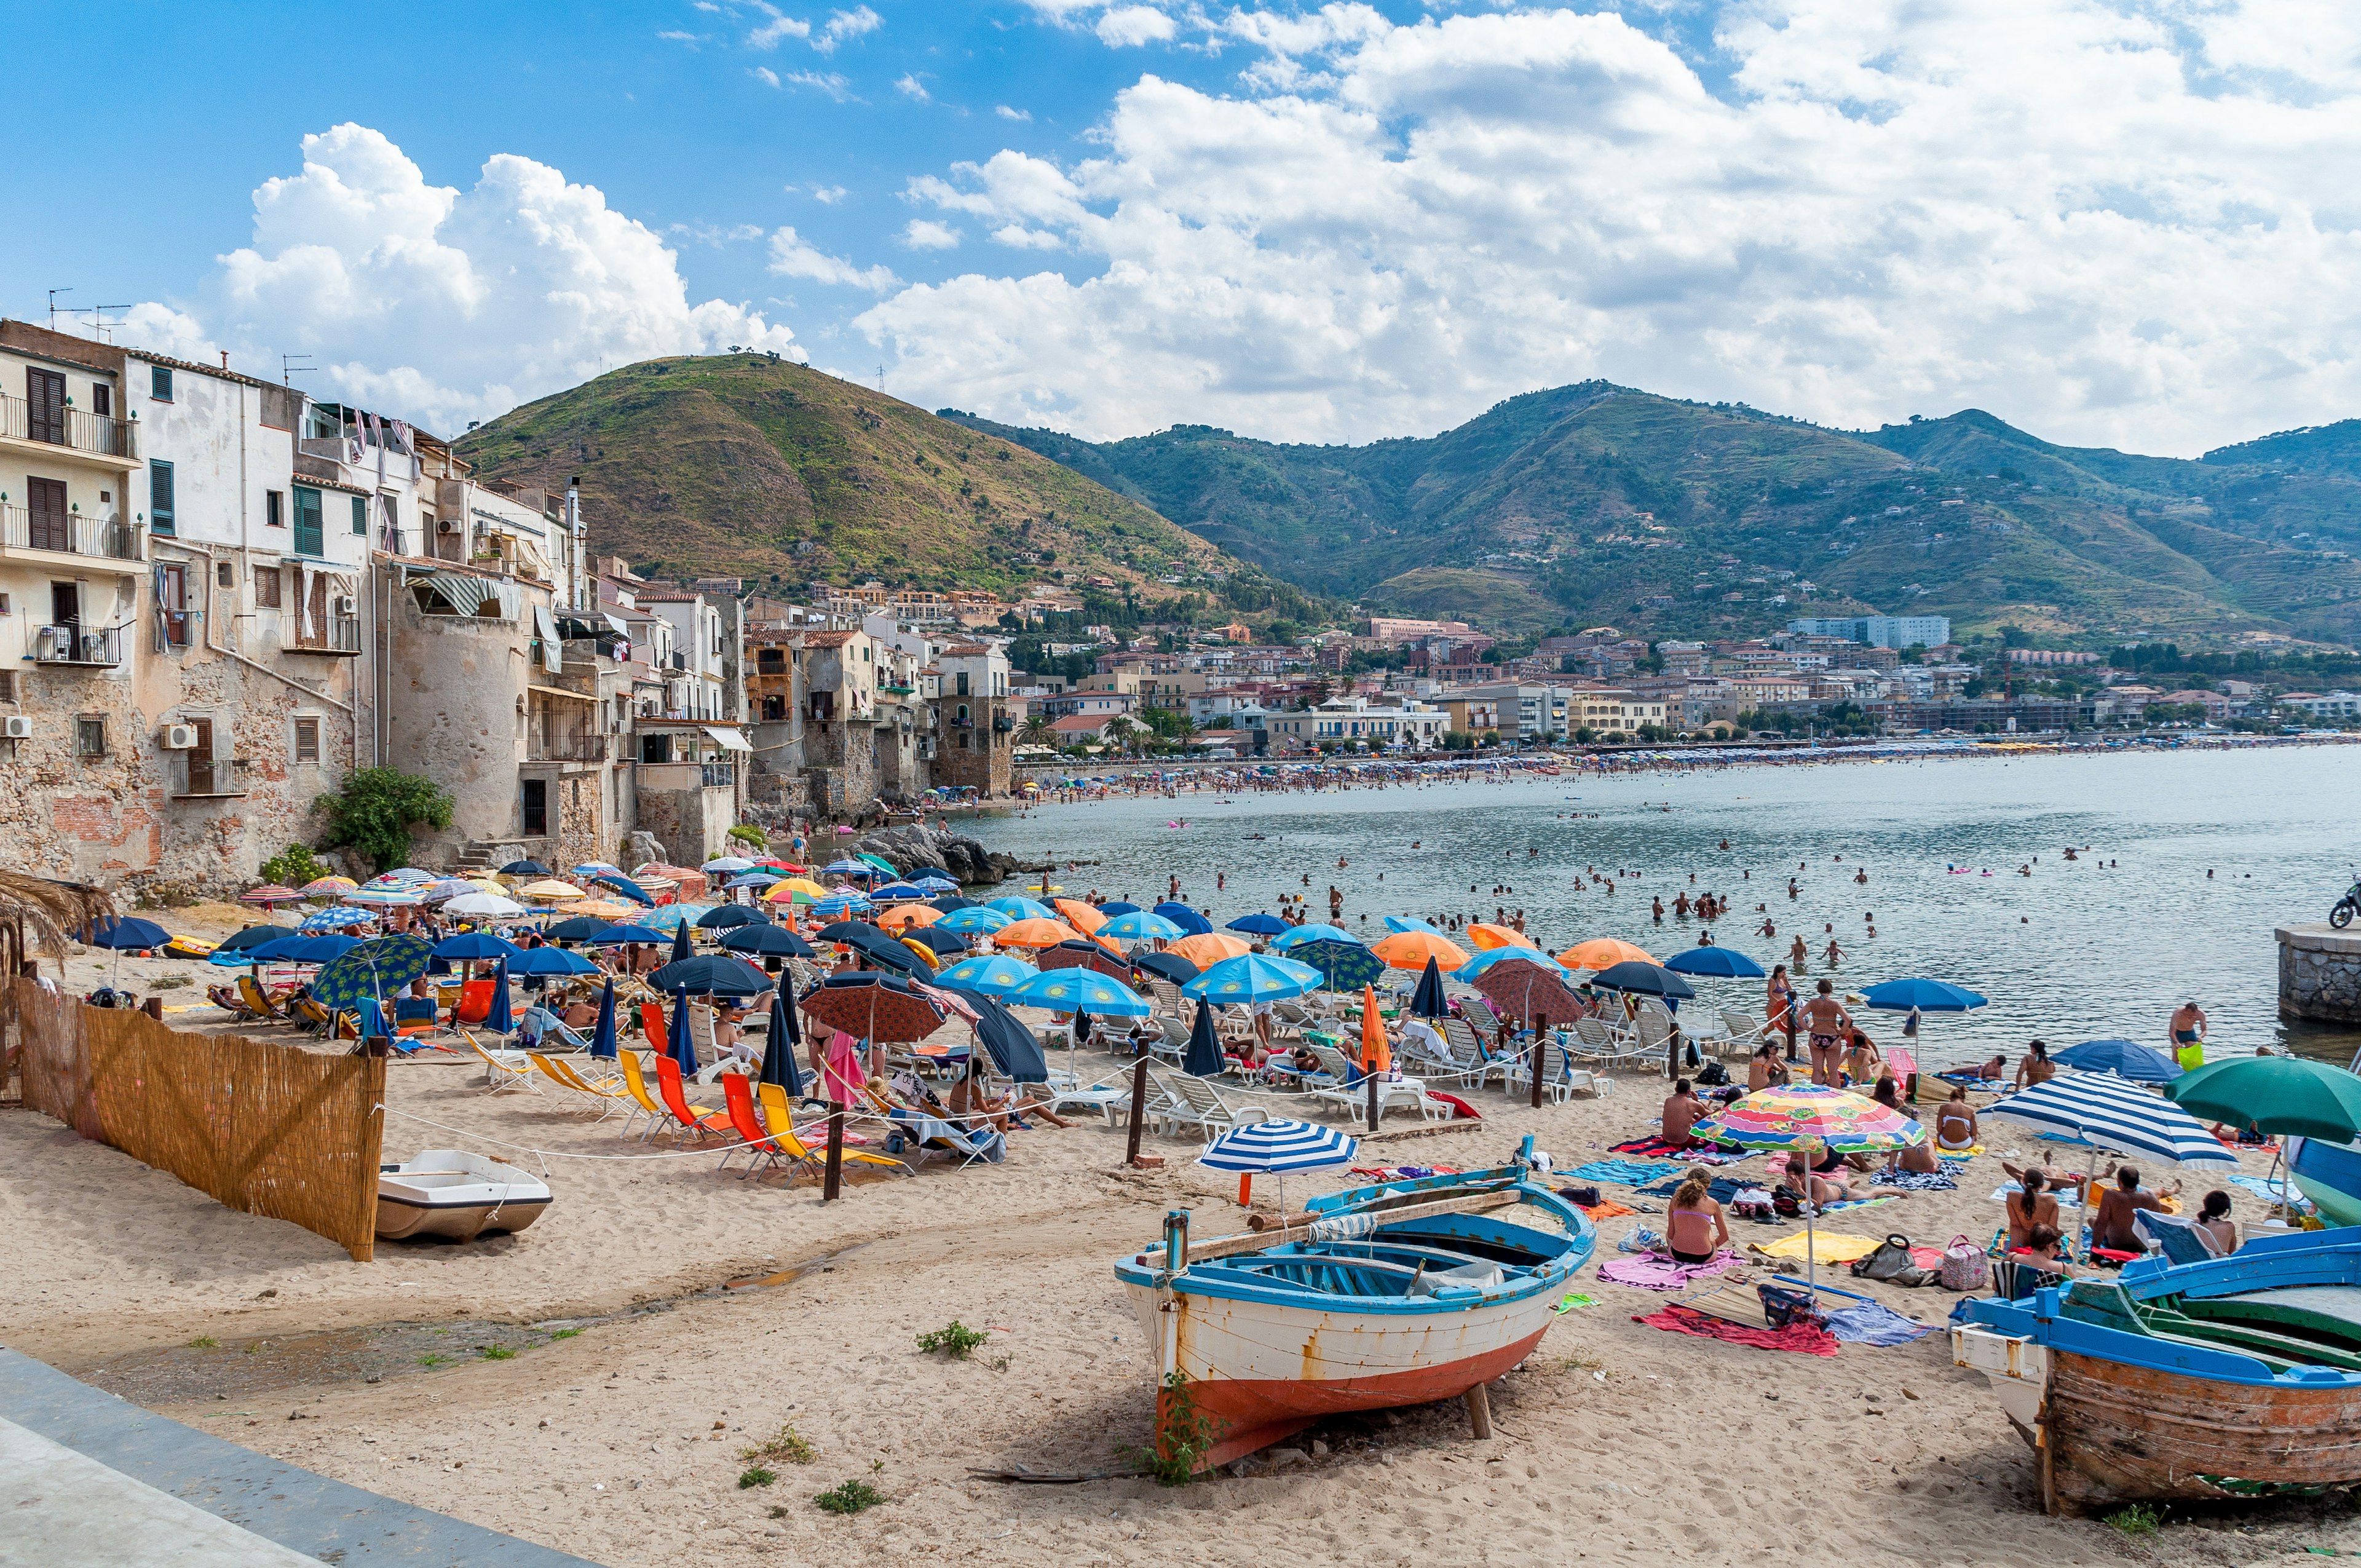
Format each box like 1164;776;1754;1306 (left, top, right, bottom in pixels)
7;2;2357;454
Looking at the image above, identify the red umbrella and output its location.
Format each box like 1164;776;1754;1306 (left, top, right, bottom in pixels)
1473;956;1589;1023
798;973;947;1043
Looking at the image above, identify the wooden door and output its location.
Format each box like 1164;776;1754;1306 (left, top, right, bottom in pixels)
27;476;68;552
159;563;189;645
26;368;63;444
186;718;218;795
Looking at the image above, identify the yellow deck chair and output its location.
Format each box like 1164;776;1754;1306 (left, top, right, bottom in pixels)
235;974;290;1020
614;1050;673;1141
756;1080;911;1180
462;1028;535;1093
540;1053;629;1118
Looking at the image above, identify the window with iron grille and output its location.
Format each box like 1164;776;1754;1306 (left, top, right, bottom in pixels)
255;567;281;608
75;715;107;757
293;717;320;764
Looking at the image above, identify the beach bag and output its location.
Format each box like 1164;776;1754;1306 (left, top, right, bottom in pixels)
1758;1283;1824;1330
1771;1187;1803;1218
1556;1185;1603;1209
1939;1234;1985;1291
1618;1227;1664;1254
1850;1234;1916;1282
1696;1059;1729;1087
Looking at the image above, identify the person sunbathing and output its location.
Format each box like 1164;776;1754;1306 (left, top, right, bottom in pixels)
2195;1190;2239;1254
1664;1167;1730;1265
1660;1079;1707;1149
1778;1154;1907;1210
2092;1165;2181;1254
1961;1054;2006;1082
2013;1039;2056;1090
2017;1223;2074;1278
1934;1087;1979;1152
1748;1040;1790;1091
2005;1169;2061;1251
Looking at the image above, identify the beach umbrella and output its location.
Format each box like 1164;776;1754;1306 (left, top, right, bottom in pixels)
726;871;784;890
721;924;818;960
591;923;669;945
1167;931;1252;969
1291;937;1385;992
937;905;1011;935
987;896;1056;920
87;916;170;989
519;879;587;903
300;876;358;898
1100;910;1184;942
1407;956;1449;1019
1465;922;1536;952
1556;937;1656;972
240;884;305;906
373;868;435;885
876;902;943;932
2167;1056;2361;1142
1588;960;1696;1000
346;885;425;908
647;952;772;996
1008;968;1152;1018
253;933;361;965
823;857;874;877
1859;978;1988;1012
968;995;1048;1083
870;882;928;901
1052;898;1109;936
1691;1083;1928;1287
1097;900;1141;917
300;905;381;933
433;932;523;964
1664;946;1769;980
418;878;481;903
801;972;949;1043
903;927;970;959
443;891;527;919
670;921;692;965
1362;984;1390;1075
703;856;756;873
500;859;553;877
2055;1039;2184;1085
210;924;294;965
1373;930;1470;972
591;873;656;907
1151;901;1214;936
566;898;643;922
1184;952;1324;1004
936;953;1041;1000
1198;1117;1359;1211
542;916;612;943
1184;999;1225;1076
1986;1072;2234;1169
1471;956;1587;1024
759;981;804;1096
1383;916;1444;935
635;903;698;932
914;874;960;894
310;932;434;1014
856;853;900;876
512;946;598;980
572;861;622;879
1226;913;1290;937
697;905;765;930
1271;923;1351;949
668;986;698;1077
994;917;1083;949
486;962;515;1034
809;893;874;921
1453;946;1571;983
589;978;618;1059
929;894;979;913
765;877;831;903
1037;938;1134;981
1133;950;1203;986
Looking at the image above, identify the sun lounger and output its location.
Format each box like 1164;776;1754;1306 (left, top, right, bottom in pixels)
2134;1208;2223;1265
1157;1070;1270;1138
462;1028;535;1093
235;974;291;1021
755;1082;912;1181
891;1107;1005;1167
453;978;495;1026
615;1050;671;1139
654;1053;733;1141
717;1072;787;1176
1438;1017;1511;1087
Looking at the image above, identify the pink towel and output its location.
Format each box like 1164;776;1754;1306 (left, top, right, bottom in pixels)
1596;1248;1743;1291
822;1029;866;1105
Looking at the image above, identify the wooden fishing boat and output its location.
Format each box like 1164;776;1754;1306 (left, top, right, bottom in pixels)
376;1149;552;1241
2288;1136;2361;1229
1955;1228;2361;1514
1115;1139;1592;1470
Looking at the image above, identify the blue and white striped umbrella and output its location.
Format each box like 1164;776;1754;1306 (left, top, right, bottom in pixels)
300;905;381;932
1198;1118;1359;1174
1985;1071;2236;1169
346;885;425;906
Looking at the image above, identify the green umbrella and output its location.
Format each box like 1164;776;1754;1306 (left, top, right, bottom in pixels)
2167;1056;2361;1142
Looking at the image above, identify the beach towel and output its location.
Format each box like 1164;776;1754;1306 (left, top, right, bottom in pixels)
1578;1200;1638;1220
1817;1197;1897;1216
1597;1248;1744;1291
1991;1183;2083;1208
1348;1166;1463;1182
1823;1300;1937;1347
823;1029;866;1105
1749;1231;1883;1263
1553;1293;1597;1313
1613;1136;1748;1165
1636;1174;1748;1203
1870;1168;1958;1192
1636;1303;1837;1356
2226;1173;2311;1210
1563;1158;1683;1187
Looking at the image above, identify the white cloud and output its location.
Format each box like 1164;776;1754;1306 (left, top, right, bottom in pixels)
814;5;882;54
810;184;850;204
896;73;930;101
657;30;701;44
995;105;1034;121
991;224;1066;250
671;221;767;246
749;66;781;87
860;2;2361;454
767;226;901;291
128;124;798;434
786;69;855;101
747;4;810;48
1095;6;1177;47
903;220;964;251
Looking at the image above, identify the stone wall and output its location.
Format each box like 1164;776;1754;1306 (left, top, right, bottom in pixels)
2277;924;2361;1026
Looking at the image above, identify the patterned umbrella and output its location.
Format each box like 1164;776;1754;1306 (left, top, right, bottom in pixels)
994;917;1083;949
1006;969;1152;1018
1053;898;1109;935
1184;952;1323;1003
800;972;949;1043
1690;1083;1927;1286
1990;1072;2235;1168
936;905;1011;935
876;903;942;932
1288;937;1385;992
1465;923;1536;952
418;878;481;903
1271;924;1351;949
300;876;358;898
519;879;587;903
346;885;425;907
1035;938;1133;981
935;954;1040;1000
300;905;381;933
310;933;434;1013
1198;1117;1359;1174
1557;937;1658;972
1166;931;1252;968
1099;910;1184;941
1471;955;1588;1024
240;884;305;906
986;897;1056;920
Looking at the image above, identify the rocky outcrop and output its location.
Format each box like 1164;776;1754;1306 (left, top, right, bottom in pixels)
850;820;1018;887
624;829;668;869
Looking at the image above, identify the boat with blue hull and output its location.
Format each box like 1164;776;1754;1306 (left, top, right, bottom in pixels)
2288;1136;2361;1229
1117;1139;1593;1471
1955;1228;2361;1514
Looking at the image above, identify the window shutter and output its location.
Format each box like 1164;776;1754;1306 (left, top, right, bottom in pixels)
149;461;175;535
352;495;367;534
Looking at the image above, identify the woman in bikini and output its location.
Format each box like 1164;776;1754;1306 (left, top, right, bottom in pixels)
1664;1167;1730;1265
1934;1087;1979;1152
2196;1190;2239;1254
2006;1169;2061;1251
1766;965;1797;1061
2014;1039;2056;1090
1748;1039;1790;1091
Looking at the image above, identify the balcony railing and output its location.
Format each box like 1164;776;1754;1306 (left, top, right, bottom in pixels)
1;505;141;563
172;757;247;799
0;393;136;460
633;759;735;790
530;734;610;762
32;624;122;667
290;614;363;655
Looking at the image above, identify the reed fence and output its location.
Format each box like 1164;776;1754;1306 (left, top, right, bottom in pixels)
6;978;385;1261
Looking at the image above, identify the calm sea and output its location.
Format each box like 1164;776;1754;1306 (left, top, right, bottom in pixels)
967;745;2361;1070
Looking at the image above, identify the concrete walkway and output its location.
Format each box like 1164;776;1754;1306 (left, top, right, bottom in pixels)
0;1345;603;1567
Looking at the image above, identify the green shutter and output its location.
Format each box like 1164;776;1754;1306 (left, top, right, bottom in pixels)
149;461;175;535
352;494;368;535
292;486;323;556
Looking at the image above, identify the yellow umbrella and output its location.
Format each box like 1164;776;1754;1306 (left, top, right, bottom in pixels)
1466;922;1536;952
518;879;586;901
877;903;942;932
568;898;640;921
1557;937;1657;972
1370;930;1470;970
764;877;831;903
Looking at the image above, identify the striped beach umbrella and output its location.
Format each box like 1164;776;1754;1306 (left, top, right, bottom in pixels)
1987;1072;2236;1168
300;876;358;898
346;885;425;907
240;884;305;906
1197;1118;1359;1174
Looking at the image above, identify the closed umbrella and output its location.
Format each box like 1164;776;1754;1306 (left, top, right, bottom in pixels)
1362;984;1390;1076
670;921;692;965
759;981;804;1097
1987;1072;2234;1169
588;979;619;1058
486;961;515;1034
1184;999;1225;1077
669;986;699;1077
1408;956;1449;1020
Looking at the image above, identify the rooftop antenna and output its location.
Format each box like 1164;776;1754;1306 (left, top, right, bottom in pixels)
281;352;315;388
77;304;130;344
46;288;70;330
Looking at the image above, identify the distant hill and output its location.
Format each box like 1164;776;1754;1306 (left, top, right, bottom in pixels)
453;355;1259;608
947;390;2361;645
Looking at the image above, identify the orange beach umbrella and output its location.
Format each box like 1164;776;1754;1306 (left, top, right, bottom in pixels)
1557;937;1658;972
1466;923;1536;952
1166;931;1252;968
994;917;1082;949
1371;930;1469;971
1052;898;1108;935
1361;983;1391;1076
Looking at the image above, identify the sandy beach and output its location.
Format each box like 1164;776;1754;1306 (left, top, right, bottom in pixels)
6;904;2359;1567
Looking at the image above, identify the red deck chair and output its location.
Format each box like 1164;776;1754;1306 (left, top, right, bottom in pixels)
653;1053;731;1141
717;1072;784;1176
454;977;495;1025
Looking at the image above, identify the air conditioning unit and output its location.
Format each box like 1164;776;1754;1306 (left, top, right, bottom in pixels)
162;724;199;750
2;716;31;740
437;518;462;536
333;595;357;616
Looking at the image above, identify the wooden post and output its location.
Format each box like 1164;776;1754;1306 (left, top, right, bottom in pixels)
1125;1055;1151;1167
1366;1067;1380;1131
1530;1013;1547;1107
823;1101;845;1201
1464;1381;1493;1439
142;997;164;1021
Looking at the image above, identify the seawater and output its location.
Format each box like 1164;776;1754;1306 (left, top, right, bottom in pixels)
967;744;2361;1069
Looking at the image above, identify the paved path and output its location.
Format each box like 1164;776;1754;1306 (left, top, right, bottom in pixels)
0;1345;603;1567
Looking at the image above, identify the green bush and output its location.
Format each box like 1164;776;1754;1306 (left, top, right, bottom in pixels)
259;844;330;887
738;1467;778;1489
813;1479;884;1515
916;1321;989;1359
314;769;454;874
727;824;769;849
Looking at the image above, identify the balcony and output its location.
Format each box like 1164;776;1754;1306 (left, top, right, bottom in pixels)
172;756;247;799
0;393;136;466
289;614;363;655
0;505;144;574
635;759;735;791
31;624;122;668
530;734;611;763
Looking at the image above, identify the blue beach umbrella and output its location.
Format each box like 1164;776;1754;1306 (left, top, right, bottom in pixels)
969;995;1048;1083
89;916;170;951
1861;978;1989;1013
904;927;969;960
1184;952;1324;1004
1133;950;1203;986
1184;999;1225;1077
726;871;783;890
914;875;960;894
1007;969;1152;1018
591;923;669;946
722;924;817;960
760;980;804;1097
1383;915;1445;936
872;882;929;901
1151;902;1213;936
1664;946;1768;980
1271;924;1351;949
2054;1038;2183;1083
1197;1118;1359;1174
936;954;1040;999
1985;1072;2233;1168
647;953;772;996
1097;900;1141;917
1408;956;1449;1020
823;858;872;877
1290;938;1385;992
512;946;599;978
938;905;1013;935
697;904;765;930
1227;913;1289;936
301;905;380;933
589;978;618;1059
433;932;523;964
987;896;1056;920
1100;909;1184;941
669;986;698;1077
671;921;692;965
486;961;515;1034
310;933;433;1013
591;873;655;907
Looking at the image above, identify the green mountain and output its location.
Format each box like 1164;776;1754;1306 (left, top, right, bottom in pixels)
946;390;2361;646
452;354;1266;609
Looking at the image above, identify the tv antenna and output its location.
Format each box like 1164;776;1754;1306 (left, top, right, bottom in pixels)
281;353;315;388
47;288;70;330
74;304;131;343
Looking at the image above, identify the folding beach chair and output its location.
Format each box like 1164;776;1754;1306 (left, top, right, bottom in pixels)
236;974;291;1021
462;1028;535;1093
892;1109;1005;1168
453;978;496;1026
654;1052;733;1142
2134;1209;2223;1265
755;1082;913;1181
615;1050;671;1140
718;1072;786;1176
